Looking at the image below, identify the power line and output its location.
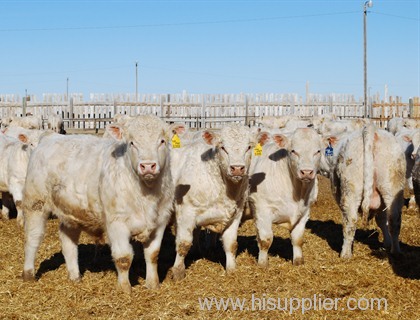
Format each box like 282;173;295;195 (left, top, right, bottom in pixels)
0;65;131;77
0;11;359;32
371;11;420;21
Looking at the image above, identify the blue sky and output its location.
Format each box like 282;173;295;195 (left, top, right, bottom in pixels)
0;0;419;101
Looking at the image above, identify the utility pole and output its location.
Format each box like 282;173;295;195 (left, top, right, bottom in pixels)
66;77;69;101
23;89;28;116
135;61;138;102
363;0;373;118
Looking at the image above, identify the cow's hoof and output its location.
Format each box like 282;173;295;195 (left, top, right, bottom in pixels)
171;266;186;281
119;282;132;294
22;270;35;281
293;257;304;266
340;251;353;259
145;278;160;290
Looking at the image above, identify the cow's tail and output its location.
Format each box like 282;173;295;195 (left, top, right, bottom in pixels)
361;124;376;224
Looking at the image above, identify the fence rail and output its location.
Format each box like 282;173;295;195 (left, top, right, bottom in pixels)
1;93;419;130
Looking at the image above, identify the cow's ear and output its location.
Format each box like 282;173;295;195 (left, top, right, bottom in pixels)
105;124;124;141
113;113;123;122
18;134;28;143
324;135;339;148
272;134;288;148
202;130;220;146
113;114;131;125
257;131;271;146
170;123;187;136
403;135;412;143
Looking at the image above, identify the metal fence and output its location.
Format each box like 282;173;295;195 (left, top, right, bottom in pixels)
1;93;419;131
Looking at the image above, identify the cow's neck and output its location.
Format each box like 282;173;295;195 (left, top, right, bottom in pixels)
224;176;248;201
291;175;316;201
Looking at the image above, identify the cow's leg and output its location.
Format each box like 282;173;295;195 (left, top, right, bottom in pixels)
1;192;11;220
374;210;391;249
221;212;242;272
255;209;273;268
290;213;309;266
22;209;48;281
10;183;24;227
172;207;195;281
107;220;133;294
143;222;166;289
340;202;358;259
15;200;24;227
387;192;403;256
1;203;9;220
59;223;82;281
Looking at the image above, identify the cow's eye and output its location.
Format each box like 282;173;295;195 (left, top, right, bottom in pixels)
247;145;252;151
160;139;165;144
221;146;228;154
130;141;134;147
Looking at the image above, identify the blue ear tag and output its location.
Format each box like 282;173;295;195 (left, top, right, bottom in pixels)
325;144;334;157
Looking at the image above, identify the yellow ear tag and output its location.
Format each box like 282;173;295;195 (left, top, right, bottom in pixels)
254;143;263;156
172;133;181;149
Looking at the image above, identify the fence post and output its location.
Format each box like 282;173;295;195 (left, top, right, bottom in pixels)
409;98;414;117
291;96;295;116
22;97;27;117
166;94;171;120
160;95;164;119
69;97;74;129
245;95;249;126
201;94;206;128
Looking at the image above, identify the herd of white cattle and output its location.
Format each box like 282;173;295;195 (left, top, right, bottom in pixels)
0;114;65;133
0;112;419;293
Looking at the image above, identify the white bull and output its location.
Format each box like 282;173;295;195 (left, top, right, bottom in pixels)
249;128;323;266
321;124;405;258
0;128;46;226
1;115;42;130
22;115;174;293
171;124;257;280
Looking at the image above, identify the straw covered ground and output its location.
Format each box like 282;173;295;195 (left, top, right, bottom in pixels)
0;175;419;319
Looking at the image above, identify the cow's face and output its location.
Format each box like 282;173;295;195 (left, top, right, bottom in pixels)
403;130;420;159
0;117;11;130
274;128;322;182
202;124;256;183
18;131;44;151
318;135;340;178
106;115;170;187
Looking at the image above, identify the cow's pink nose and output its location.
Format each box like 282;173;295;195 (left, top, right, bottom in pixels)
300;169;314;179
230;165;245;176
140;162;157;174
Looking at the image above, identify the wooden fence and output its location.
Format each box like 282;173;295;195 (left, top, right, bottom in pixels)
0;93;419;130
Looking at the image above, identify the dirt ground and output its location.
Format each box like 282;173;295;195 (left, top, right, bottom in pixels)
0;175;419;320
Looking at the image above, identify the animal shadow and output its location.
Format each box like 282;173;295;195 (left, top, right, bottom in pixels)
0;193;17;219
306;218;420;279
237;234;294;263
36;228;177;287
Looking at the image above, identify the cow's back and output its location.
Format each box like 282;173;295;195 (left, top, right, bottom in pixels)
336;129;405;201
